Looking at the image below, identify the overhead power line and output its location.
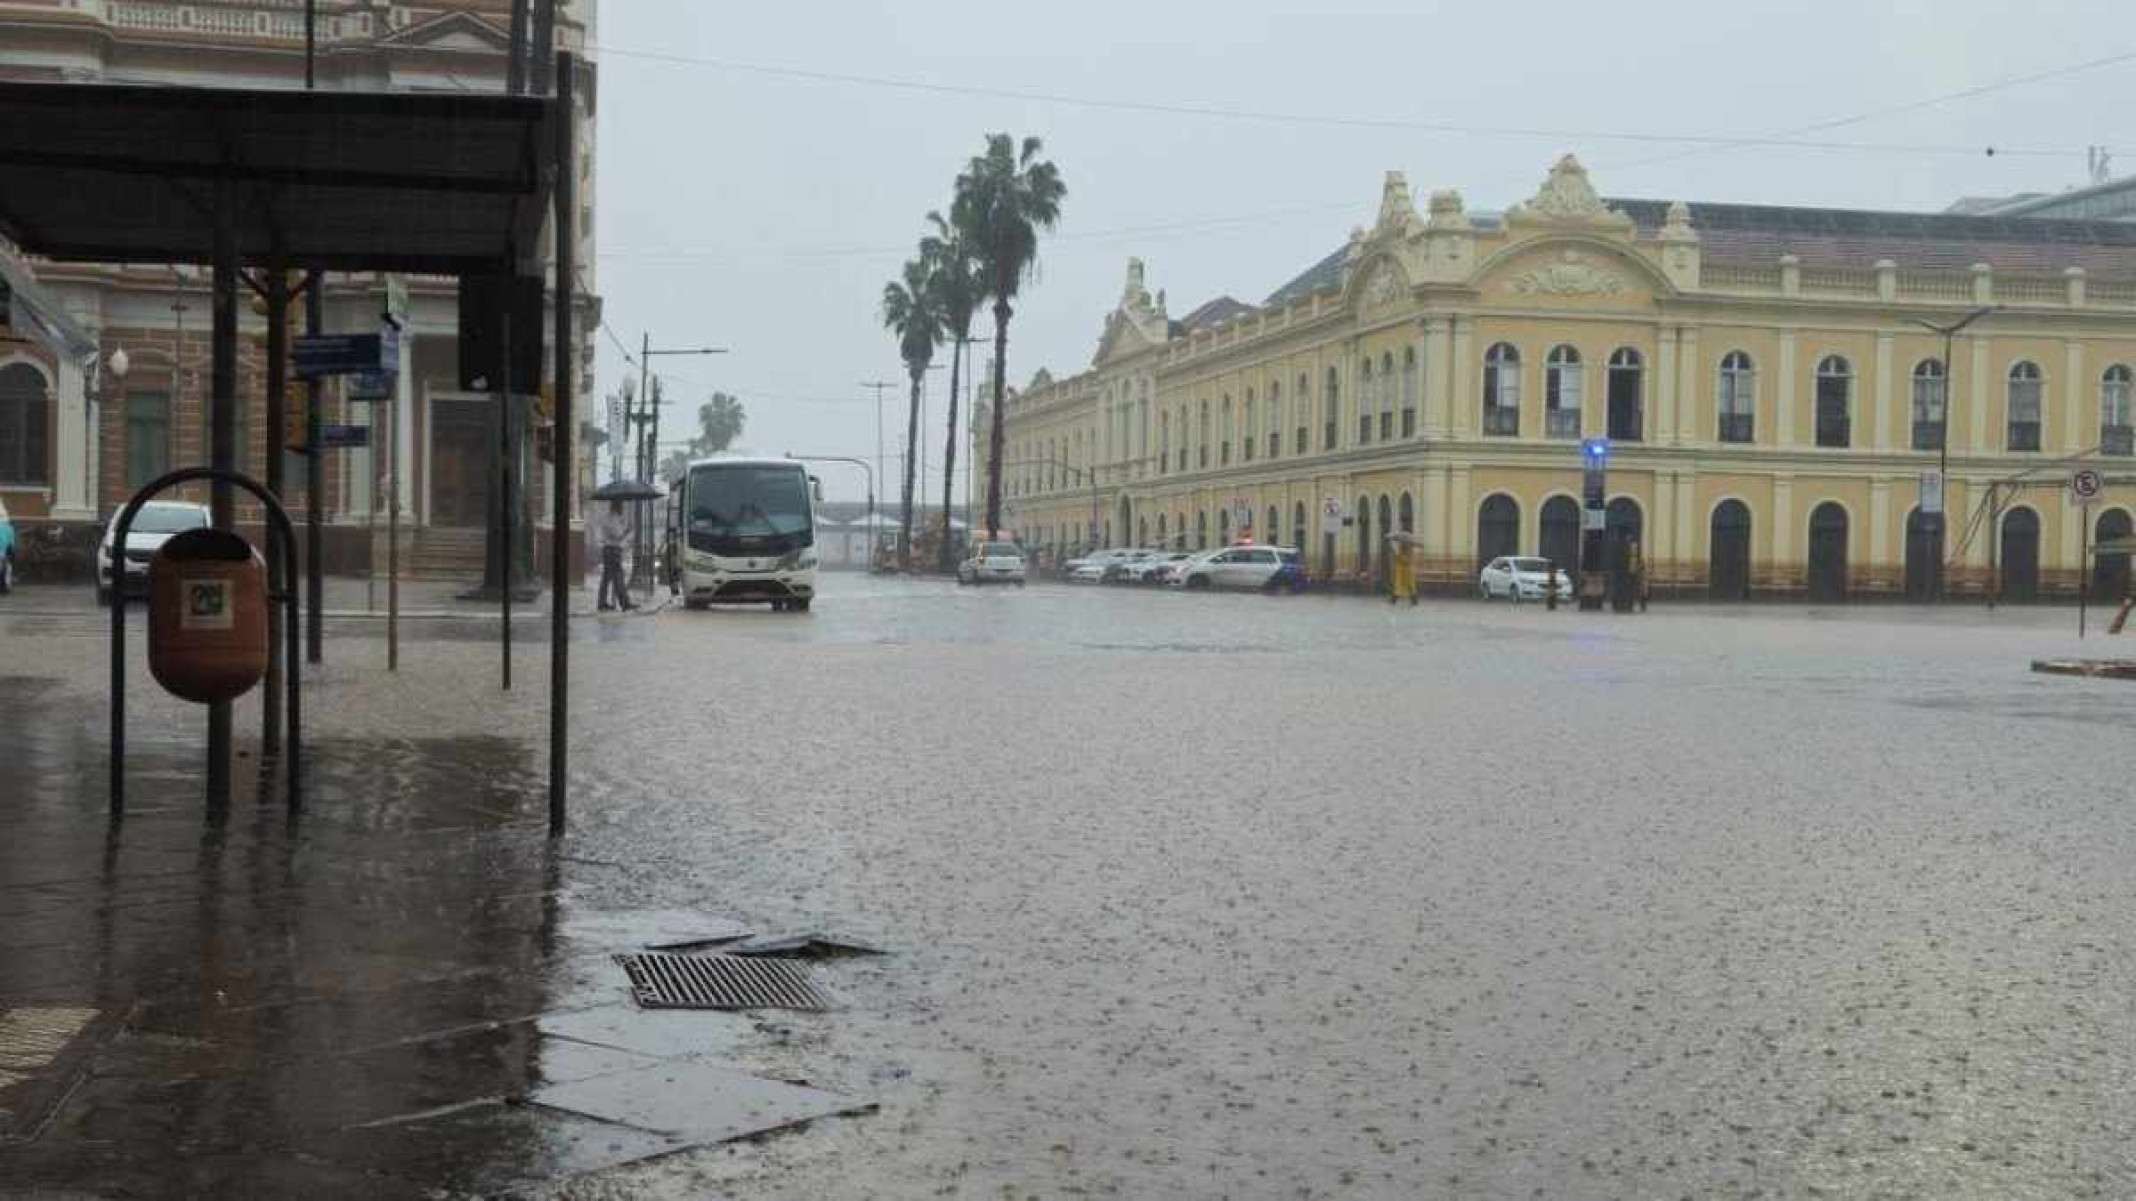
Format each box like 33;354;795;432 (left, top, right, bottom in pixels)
589;41;2124;160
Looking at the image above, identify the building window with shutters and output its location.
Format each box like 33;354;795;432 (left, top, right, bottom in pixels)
1544;345;1581;440
1911;359;1945;451
1358;359;1374;445
1606;348;1644;442
1717;351;1755;444
1401;346;1418;438
2102;365;2133;456
0;362;52;485
1378;352;1394;442
1814;356;1851;448
1482;343;1520;437
2007;361;2042;451
1323;367;1339;450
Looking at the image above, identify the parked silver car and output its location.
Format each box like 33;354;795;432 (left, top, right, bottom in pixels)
1172;545;1305;592
958;540;1028;586
98;501;210;605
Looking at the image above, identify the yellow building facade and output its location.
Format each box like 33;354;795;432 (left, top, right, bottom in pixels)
993;156;2136;599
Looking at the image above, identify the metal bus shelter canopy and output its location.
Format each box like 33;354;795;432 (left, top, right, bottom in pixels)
0;79;552;273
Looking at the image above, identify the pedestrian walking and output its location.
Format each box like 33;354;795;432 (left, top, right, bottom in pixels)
1386;532;1419;606
1627;539;1651;613
594;499;635;612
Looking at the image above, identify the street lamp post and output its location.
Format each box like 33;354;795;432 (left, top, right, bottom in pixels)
1911;306;1996;601
632;334;727;592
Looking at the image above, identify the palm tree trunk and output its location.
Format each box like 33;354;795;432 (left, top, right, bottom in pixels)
938;334;963;570
900;368;922;571
985;297;1012;534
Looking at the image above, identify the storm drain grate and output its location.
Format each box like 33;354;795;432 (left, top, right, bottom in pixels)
614;952;828;1011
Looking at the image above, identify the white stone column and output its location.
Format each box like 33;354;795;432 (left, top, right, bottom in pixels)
1771;475;1794;574
1425;317;1452;438
1968;334;1990;453
1774;330;1797;447
1449;318;1475;438
1656;326;1679;447
1424;465;1450;572
52;354;92;519
350;378;375;519
1674;469;1696;585
1675;326;1700;443
1869;478;1892;582
2064;338;2086;453
1872;332;1894;452
1448;465;1472;563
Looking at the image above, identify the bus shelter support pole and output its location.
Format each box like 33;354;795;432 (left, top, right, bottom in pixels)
548;50;577;837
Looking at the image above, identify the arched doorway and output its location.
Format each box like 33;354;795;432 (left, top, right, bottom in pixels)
1156;513;1166;547
1119;498;1133;546
1999;507;2040;602
1265;506;1278;546
1807;502;1849;602
1356;494;1373;577
1138;516;1148;546
2096;510;2133;601
1540;496;1580;581
1293;501;1308;553
1398;492;1415;535
1195;511;1207;549
1477;494;1519;568
1709;500;1752;600
1219;509;1231;545
1904;507;1941;602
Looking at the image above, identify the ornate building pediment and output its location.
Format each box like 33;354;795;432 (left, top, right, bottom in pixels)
1507;154;1634;232
1092;257;1170;364
1508;249;1627;297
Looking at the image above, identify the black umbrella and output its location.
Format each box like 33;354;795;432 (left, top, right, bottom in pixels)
592;479;664;501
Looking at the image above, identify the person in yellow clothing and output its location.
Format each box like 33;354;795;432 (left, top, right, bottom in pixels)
1386;532;1419;606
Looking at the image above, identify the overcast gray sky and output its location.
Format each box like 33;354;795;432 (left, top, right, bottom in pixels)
591;0;2131;503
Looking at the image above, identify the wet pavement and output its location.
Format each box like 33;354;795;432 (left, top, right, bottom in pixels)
3;575;2134;1198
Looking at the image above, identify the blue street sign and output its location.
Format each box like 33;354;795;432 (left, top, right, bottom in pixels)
347;370;394;401
294;334;384;378
321;424;370;449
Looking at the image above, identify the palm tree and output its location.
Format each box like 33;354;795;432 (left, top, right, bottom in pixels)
920;207;982;570
880;256;943;571
954;133;1066;535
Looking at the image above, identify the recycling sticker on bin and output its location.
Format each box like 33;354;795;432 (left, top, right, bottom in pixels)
181;579;234;631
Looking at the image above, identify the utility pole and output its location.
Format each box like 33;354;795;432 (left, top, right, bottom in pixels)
1912;306;1996;602
861;379;896;568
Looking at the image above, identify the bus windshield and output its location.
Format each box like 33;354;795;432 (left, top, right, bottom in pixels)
685;464;813;556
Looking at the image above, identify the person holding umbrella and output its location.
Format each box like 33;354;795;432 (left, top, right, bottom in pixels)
590;478;663;612
1386;530;1421;606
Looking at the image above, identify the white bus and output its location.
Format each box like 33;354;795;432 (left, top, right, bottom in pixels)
668;456;820;611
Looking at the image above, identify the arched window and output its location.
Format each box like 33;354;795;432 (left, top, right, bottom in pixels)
1295;372;1310;454
1198;400;1210;467
1717;350;1755;443
2007;361;2043;451
2103;365;2134;456
1477;493;1519;566
1815;355;1852;448
1293;501;1308;552
1401;346;1419;438
2000;507;2041;601
1138;516;1148;545
1265;384;1280;459
1265;505;1278;544
1195;510;1207;549
0;362;52;485
1911;359;1946;451
1607;347;1644;442
1807;502;1849;602
2096;509;2132;598
1544;345;1581;440
1378;352;1396;441
1323;366;1339;450
1242;387;1256;462
1398;491;1415;534
1220;395;1234;465
1158;411;1170;474
1482;343;1520;437
1710;499;1752;600
1539;496;1581;580
1358;359;1375;445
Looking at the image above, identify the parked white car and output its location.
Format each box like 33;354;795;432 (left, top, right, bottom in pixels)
1477;556;1574;601
957;540;1027;586
1065;548;1133;582
1172;545;1305;592
1129;551;1194;584
98;501;211;604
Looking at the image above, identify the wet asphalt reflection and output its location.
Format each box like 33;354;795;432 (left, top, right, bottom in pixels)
3;575;2133;1198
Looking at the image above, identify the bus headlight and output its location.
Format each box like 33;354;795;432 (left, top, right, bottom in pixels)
775;549;818;571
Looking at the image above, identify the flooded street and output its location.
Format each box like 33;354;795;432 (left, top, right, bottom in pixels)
5;577;2135;1198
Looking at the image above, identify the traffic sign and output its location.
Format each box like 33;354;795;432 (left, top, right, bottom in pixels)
320;424;369;449
2072;467;2105;505
294;334;385;378
1320;497;1342;536
1919;470;1944;515
347;370;393;401
1583;507;1606;532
